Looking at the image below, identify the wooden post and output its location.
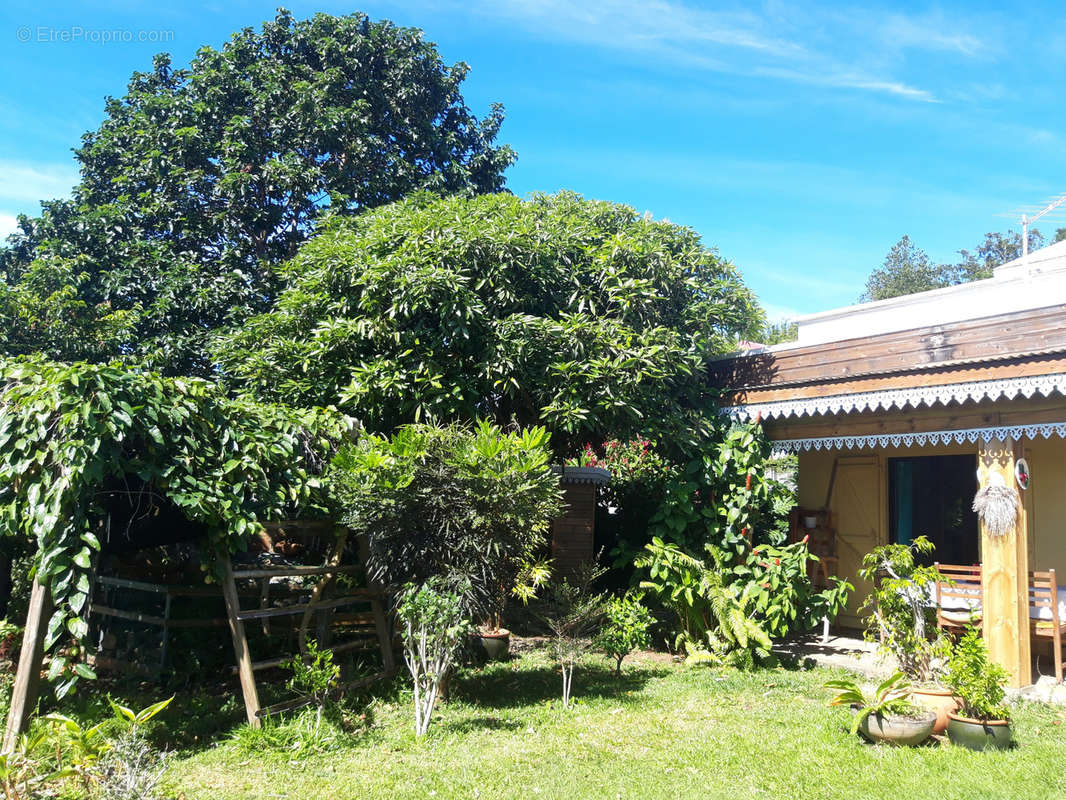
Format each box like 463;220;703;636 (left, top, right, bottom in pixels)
3;578;52;752
358;534;395;673
221;553;262;727
979;438;1032;688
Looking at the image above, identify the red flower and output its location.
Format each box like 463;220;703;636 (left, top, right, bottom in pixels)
801;534;809;544
774;558;781;565
761;582;770;589
745;474;752;491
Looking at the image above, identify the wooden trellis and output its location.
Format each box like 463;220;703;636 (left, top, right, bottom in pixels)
221;523;395;726
2;522;395;750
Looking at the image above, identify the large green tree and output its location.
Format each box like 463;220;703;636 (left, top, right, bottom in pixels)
212;192;763;456
861;229;1046;302
0;9;513;374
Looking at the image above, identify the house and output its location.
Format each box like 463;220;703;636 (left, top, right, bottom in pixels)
713;238;1066;686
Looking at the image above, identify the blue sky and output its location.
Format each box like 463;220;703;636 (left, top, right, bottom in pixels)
2;2;1066;319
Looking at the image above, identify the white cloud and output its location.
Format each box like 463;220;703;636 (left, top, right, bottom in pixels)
0;159;79;207
0;214;18;239
879;13;984;57
469;0;939;102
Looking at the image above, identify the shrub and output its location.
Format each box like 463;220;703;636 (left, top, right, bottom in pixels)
944;627;1010;721
595;594;655;675
858;536;948;684
287;637;340;739
535;565;606;708
732;540;851;639
329;421;562;624
395;578;472;736
635;538;772;668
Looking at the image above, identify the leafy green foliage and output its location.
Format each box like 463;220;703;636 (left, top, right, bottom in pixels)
861;229;1047;302
648;421;774;554
213;191;763;455
733;541;851;638
824;671;915;735
944;627;1010;721
0;356;354;691
396;577;473;736
594;593;655;675
535;565;607;708
287;638;341;738
0;727;72;800
635;538;772;668
1;9;513;374
328;421;562;622
858;537;949;684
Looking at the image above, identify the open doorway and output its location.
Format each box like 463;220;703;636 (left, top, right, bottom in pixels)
888;454;979;565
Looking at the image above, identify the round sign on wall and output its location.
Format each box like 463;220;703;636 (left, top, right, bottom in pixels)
1015;458;1030;491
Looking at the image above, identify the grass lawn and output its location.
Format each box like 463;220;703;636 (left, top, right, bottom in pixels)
163;646;1066;800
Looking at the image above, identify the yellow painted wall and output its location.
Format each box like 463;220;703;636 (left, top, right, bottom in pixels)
1026;437;1066;579
798;442;988;628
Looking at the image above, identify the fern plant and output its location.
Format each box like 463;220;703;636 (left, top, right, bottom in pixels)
635;537;772;667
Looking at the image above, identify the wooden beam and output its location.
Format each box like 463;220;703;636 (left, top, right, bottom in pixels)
3;578;52;752
359;534;396;674
221;553;262;728
979;439;1032;687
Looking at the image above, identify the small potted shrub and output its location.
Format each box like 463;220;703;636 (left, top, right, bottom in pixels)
824;671;937;746
944;627;1012;751
858;537;957;733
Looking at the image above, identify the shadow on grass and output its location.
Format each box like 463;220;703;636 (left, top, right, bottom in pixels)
443;715;524;734
452;662;668;710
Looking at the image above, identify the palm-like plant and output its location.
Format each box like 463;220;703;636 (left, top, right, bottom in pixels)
824;671;913;735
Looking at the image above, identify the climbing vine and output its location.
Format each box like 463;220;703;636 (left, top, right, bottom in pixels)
0;356;355;692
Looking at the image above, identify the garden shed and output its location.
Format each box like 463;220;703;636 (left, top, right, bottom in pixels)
713;239;1066;687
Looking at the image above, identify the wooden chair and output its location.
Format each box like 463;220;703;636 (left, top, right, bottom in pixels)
1030;569;1066;684
933;563;983;634
790;508;838;589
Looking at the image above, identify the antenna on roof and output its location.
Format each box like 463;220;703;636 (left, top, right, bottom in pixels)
1021;193;1066;274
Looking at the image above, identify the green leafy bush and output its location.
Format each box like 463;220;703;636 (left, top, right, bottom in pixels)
329;421;562;623
635;538;772;668
535;566;607;708
287;638;341;739
858;537;949;684
732;541;851;638
396;578;472;736
944;627;1010;721
594;594;655;674
0;357;354;693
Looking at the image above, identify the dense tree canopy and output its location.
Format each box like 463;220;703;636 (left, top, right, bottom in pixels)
213;192;763;456
0;9;513;374
861;229;1047;302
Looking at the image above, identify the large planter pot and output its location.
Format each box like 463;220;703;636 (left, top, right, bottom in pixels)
911;686;961;735
474;629;510;661
946;713;1012;751
856;709;937;746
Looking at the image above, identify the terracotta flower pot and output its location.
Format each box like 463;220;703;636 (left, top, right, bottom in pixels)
946;713;1012;751
856;709;937;746
475;628;510;661
910;686;961;735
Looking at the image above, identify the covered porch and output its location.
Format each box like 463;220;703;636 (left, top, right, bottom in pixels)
713;242;1066;687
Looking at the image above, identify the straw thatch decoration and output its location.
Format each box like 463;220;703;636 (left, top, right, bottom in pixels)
972;473;1020;537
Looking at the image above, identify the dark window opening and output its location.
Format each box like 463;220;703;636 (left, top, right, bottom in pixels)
889;454;979;565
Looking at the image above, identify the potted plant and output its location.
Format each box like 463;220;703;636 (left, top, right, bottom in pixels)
474;558;551;661
824;670;936;746
944;627;1012;751
858;536;958;733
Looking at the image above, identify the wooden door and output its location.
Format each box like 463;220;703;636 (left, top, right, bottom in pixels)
831;456;882;627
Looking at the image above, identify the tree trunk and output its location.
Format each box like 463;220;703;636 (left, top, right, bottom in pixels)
0;552;11;619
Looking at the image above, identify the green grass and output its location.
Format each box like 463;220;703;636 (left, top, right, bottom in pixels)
160;648;1066;800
